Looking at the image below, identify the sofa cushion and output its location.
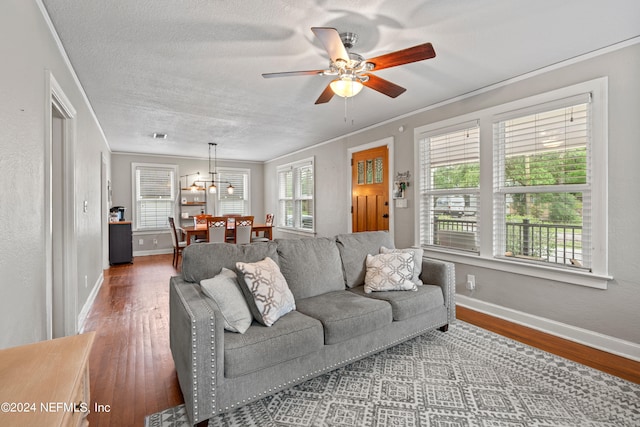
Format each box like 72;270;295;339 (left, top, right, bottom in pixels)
364;252;417;293
295;291;392;345
349;284;445;321
224;310;324;378
336;231;394;288
275;237;345;299
182;241;279;284
380;246;424;286
236;257;296;327
200;268;252;334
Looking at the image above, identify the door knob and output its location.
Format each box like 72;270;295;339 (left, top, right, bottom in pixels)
382;214;389;218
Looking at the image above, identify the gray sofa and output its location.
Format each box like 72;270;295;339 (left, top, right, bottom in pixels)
169;231;456;425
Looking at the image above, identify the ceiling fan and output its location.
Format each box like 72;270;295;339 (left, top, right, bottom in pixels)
262;27;436;104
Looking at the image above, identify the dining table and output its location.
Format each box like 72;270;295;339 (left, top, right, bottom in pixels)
180;223;273;245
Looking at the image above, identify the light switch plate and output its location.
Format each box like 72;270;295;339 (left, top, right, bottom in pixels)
395;199;408;208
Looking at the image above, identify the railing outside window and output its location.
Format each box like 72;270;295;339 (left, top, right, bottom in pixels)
433;217;584;268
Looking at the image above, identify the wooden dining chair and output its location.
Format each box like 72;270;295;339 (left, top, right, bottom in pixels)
193;214;211;243
207;216;228;243
168;217;186;268
252;213;273;243
233;216;254;244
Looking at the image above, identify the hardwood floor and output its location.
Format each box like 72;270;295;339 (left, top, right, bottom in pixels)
457;306;640;384
83;254;639;425
83;254;183;426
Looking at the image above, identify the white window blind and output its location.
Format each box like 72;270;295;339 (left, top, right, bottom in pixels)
277;158;314;231
493;95;591;269
419;122;480;252
133;164;176;230
218;170;249;215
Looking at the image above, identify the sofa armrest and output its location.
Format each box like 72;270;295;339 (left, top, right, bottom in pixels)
420;258;456;325
169;276;225;424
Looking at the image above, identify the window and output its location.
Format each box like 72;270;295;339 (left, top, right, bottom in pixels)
419;122;480;252
494;96;591;269
132;163;177;231
217;169;250;215
278;158;314;231
415;78;608;287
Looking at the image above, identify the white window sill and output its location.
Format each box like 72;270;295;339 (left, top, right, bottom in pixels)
423;247;612;290
276;227;316;237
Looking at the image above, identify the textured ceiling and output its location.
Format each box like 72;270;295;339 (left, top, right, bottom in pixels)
41;0;640;161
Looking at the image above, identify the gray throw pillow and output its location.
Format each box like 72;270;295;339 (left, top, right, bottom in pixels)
380;246;424;286
236;257;296;327
200;268;252;334
364;252;417;293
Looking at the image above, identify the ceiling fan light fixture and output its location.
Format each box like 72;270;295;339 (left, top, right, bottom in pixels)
330;77;363;98
208;182;217;194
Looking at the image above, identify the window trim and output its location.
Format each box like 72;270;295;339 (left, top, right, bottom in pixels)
215;167;251;216
414;78;609;289
131;162;178;232
276;157;315;233
418;120;481;252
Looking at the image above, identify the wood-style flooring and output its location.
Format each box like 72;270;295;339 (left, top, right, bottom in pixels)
83;254;639;426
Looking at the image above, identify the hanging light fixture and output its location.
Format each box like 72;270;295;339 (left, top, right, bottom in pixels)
207;142;234;195
330;75;364;98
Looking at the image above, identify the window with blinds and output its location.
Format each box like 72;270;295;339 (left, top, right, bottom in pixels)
217;169;249;215
277;158;314;231
133;163;177;231
419;122;480;252
493;95;591;269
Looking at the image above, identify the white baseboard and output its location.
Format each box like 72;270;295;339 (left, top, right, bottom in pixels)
133;248;173;257
456;294;640;362
78;272;104;333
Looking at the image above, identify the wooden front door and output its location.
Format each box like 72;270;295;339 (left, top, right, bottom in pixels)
352;146;389;232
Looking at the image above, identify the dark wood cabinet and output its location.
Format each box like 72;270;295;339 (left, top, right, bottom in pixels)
109;221;133;264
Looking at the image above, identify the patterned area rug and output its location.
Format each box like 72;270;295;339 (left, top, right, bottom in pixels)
146;321;640;426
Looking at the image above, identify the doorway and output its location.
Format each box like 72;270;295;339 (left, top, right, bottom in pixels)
350;140;393;233
45;72;77;339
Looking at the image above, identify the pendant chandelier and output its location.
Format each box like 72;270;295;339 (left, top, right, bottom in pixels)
208;142;234;195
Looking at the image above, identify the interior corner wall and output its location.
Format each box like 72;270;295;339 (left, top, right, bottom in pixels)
0;1;111;348
264;42;640;347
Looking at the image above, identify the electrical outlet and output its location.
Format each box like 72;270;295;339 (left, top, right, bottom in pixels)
139;238;144;245
153;238;158;245
466;274;476;290
84;275;88;288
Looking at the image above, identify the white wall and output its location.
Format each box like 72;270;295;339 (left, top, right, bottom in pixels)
0;1;111;348
265;42;640;350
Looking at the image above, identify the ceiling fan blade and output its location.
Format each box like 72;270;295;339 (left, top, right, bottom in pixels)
362;74;406;98
367;42;436;71
262;70;325;78
311;27;350;63
314;84;335;104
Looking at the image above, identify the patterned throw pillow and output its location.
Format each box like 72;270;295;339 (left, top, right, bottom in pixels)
380;246;424;286
236;257;296;327
364;252;417;293
200;268;252;334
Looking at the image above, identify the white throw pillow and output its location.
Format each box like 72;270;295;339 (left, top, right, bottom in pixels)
364;252;417;293
380;246;424;286
236;257;296;327
200;268;253;334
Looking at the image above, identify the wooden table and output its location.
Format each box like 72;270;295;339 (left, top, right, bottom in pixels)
180;225;207;246
181;224;273;245
0;332;95;427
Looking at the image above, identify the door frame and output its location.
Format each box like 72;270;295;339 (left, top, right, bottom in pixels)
45;71;78;338
346;137;395;238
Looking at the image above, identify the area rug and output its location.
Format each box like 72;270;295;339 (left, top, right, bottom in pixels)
145;321;640;426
